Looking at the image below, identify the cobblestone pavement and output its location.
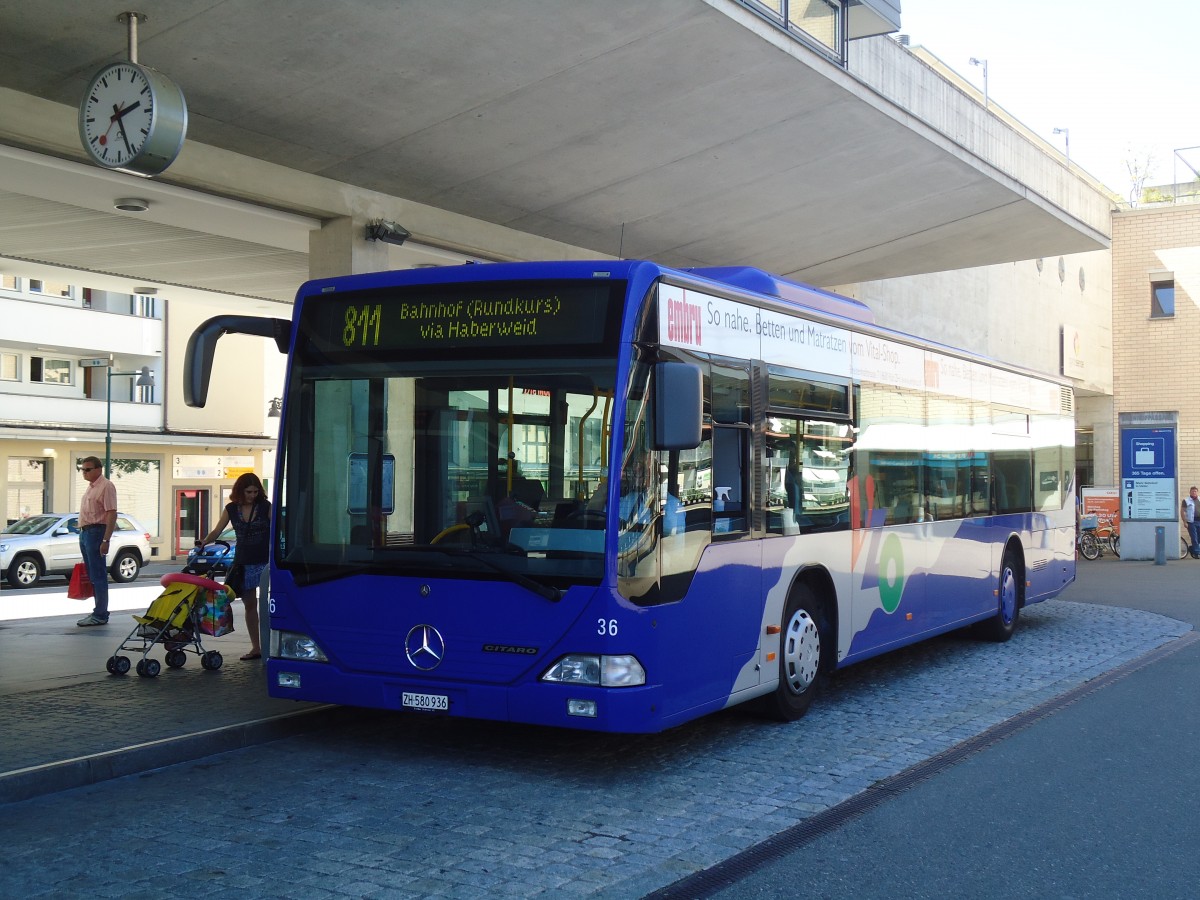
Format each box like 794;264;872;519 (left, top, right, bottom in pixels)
0;598;1189;898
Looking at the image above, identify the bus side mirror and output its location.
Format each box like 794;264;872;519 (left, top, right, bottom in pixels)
184;315;292;408
654;362;702;450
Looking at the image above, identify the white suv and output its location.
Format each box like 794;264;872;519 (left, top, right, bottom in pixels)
1;513;153;589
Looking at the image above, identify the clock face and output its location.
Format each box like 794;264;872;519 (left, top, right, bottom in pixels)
80;63;155;168
78;62;187;176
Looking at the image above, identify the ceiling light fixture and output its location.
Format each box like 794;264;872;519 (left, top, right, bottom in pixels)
114;197;150;212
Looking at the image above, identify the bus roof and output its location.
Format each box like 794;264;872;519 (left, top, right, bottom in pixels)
687;266;874;325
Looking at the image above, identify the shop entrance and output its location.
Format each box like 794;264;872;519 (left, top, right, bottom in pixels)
174;489;210;556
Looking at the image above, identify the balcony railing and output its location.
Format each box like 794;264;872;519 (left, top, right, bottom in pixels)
0;295;164;358
0;393;161;431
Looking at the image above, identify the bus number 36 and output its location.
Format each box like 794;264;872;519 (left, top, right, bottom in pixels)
598;618;619;636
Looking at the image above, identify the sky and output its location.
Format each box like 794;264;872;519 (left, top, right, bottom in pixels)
896;0;1200;200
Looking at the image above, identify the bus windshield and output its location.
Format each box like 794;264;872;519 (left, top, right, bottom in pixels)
276;357;616;588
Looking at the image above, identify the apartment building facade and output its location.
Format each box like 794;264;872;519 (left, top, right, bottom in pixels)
0;270;283;562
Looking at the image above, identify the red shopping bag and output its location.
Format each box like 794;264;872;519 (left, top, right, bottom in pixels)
68;563;94;600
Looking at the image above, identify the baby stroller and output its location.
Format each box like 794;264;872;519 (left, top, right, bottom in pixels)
106;571;235;677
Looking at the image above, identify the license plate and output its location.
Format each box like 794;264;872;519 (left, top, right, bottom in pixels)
402;691;449;712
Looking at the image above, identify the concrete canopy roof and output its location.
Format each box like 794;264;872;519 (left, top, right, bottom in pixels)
0;0;1111;301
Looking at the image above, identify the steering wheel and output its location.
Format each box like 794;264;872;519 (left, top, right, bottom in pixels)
566;509;607;528
430;524;471;545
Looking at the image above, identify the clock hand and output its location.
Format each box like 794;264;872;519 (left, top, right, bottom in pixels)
115;114;133;155
110;100;142;122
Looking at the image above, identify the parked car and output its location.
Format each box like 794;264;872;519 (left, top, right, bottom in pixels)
183;527;237;577
1;512;152;589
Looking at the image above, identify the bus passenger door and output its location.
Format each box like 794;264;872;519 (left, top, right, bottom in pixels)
849;456;929;654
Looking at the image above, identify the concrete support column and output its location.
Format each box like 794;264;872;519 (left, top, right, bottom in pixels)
308;215;389;279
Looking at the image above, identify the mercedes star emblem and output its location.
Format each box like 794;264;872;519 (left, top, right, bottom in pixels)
405;624;445;670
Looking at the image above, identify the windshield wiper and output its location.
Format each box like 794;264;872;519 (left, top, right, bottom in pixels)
384;545;562;602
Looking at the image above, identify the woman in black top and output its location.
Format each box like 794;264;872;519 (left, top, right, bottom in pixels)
197;472;271;660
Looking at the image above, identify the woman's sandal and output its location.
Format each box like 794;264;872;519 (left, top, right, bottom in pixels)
240;651;262;661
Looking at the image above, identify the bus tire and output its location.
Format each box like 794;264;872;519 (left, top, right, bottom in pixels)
976;547;1021;642
760;584;826;721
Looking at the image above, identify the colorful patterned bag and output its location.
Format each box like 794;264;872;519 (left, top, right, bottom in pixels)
198;586;236;637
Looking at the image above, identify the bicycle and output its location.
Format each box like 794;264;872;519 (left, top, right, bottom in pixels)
1077;519;1102;560
1113;531;1193;559
1096;525;1119;558
1182;531;1199;560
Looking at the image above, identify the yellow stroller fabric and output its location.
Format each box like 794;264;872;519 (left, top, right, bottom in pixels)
134;579;202;631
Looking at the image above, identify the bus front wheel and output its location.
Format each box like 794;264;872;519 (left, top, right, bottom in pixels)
760;585;826;721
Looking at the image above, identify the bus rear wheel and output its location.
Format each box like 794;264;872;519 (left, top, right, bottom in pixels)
760;585;826;721
975;548;1021;642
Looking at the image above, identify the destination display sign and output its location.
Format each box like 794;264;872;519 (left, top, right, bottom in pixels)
298;280;621;356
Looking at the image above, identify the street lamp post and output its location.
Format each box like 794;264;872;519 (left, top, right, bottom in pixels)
1053;127;1071;168
969;57;988;109
106;365;155;477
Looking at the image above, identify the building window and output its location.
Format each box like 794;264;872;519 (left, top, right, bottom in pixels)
7;458;48;523
740;0;844;62
75;457;161;537
1150;280;1175;319
1075;430;1094;489
0;274;18;291
0;352;19;381
28;279;73;298
30;357;73;385
134;293;157;318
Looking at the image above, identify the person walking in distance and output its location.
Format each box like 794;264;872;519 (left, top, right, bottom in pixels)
1182;486;1200;559
197;472;270;660
76;456;117;626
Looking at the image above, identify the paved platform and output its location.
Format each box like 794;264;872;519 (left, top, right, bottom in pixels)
0;580;336;804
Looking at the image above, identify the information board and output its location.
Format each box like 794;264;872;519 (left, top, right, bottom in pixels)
1120;426;1176;520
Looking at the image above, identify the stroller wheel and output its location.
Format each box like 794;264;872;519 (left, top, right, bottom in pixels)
136;658;161;678
165;649;187;669
106;656;119;674
112;656;131;675
201;650;223;671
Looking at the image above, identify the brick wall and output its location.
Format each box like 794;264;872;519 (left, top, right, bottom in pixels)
1111;204;1200;492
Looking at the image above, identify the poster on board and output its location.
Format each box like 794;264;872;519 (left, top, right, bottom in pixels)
1080;487;1120;533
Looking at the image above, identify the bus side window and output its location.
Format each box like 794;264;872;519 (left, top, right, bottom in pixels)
867;453;921;525
992;451;1033;514
709;363;750;537
711;425;748;534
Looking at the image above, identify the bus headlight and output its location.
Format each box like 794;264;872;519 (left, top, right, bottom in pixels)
272;630;328;662
541;654;645;687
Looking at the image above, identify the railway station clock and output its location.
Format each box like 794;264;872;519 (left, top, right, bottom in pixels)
78;61;188;177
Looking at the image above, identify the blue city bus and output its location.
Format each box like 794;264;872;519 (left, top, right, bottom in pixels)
185;260;1076;733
